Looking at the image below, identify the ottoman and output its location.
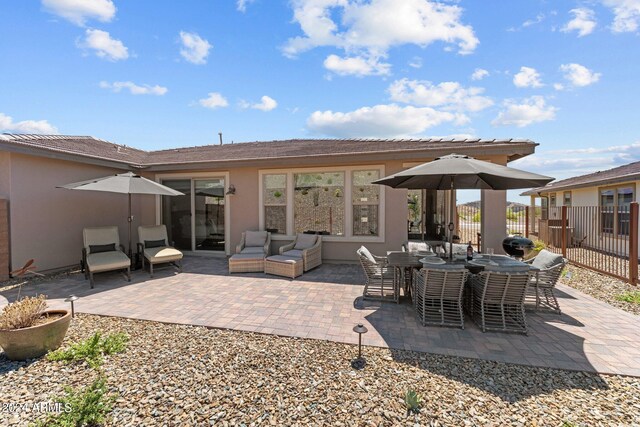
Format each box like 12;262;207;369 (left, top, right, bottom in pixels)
228;253;265;273
265;255;304;279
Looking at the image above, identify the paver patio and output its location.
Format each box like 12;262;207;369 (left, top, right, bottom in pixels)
2;256;639;377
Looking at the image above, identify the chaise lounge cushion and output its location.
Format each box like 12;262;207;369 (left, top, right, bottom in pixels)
294;233;317;250
532;250;564;270
86;251;130;273
245;230;268;247
143;247;183;263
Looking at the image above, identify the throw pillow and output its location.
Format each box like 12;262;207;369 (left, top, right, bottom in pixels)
145;239;166;249
245;230;268;247
294;233;317;250
89;243;116;254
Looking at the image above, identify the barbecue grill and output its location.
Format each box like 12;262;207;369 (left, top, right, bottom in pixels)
502;235;534;259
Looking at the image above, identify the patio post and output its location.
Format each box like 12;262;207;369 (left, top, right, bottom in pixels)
561;206;567;258
629;202;638;286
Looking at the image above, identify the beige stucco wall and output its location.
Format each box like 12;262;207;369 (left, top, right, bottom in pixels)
8;154;141;271
0;152;11;199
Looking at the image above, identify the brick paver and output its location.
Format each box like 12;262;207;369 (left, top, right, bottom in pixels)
2;257;639;376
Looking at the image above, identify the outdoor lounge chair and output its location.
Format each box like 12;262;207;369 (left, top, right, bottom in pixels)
413;265;468;329
137;225;183;277
357;246;395;301
229;231;271;273
470;270;533;334
82;226;131;288
525;249;567;314
279;233;322;272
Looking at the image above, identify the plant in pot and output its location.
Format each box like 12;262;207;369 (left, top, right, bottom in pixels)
0;294;71;360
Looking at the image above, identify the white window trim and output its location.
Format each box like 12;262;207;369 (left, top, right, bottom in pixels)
259;165;385;243
154;171;231;255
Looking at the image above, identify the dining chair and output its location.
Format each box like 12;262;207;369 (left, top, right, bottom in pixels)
413;266;468;329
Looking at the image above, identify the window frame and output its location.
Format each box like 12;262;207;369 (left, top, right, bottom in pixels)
598;183;635;237
258;165;385;243
563;191;571;207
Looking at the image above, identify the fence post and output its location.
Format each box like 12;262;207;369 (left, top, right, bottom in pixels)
561;206;567;257
525;207;530;238
629;202;638;286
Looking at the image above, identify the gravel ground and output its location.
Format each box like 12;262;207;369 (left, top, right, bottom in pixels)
560;264;640;316
2;315;639;426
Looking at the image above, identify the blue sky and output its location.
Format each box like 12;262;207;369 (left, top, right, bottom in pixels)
1;0;639;202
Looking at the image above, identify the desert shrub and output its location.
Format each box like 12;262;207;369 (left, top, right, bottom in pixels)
472;211;481;222
616;290;640;305
0;295;47;330
47;332;129;369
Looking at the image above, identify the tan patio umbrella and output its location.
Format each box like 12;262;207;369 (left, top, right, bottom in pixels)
373;154;554;258
58;172;184;259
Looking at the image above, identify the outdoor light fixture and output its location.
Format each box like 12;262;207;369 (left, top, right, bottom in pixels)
351;323;368;370
448;222;455;232
65;295;79;318
226;184;236;195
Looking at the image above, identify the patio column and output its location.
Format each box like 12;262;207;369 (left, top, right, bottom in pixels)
481;189;507;254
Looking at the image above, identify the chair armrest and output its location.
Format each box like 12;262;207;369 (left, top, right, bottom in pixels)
279;241;296;254
236;232;246;254
82;248;87;272
263;233;271;256
137;242;145;254
372;254;389;266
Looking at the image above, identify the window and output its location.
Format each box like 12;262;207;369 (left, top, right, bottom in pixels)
599;185;634;236
294;172;345;235
563;191;571;207
549;193;556;207
263;174;287;234
352;170;380;236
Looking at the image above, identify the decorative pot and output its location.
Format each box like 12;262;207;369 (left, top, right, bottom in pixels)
0;310;71;360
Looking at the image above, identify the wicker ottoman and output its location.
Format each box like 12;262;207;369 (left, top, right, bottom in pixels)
265;255;304;279
228;254;265;273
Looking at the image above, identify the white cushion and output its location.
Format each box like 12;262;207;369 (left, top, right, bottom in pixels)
266;255;303;265
144;247;183;263
83;226;120;251
282;249;304;258
230;253;265;261
138;225;168;244
241;247;266;255
294;233;317;250
245;231;268;247
357;246;377;264
86;251;130;273
532;250;564;270
405;241;430;252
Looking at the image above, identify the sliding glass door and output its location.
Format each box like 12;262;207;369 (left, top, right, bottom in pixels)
161;177;226;252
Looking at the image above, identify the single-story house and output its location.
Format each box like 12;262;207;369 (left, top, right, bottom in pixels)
0;133;538;276
522;160;639;255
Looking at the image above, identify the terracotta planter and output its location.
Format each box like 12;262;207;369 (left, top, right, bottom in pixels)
0;310;71;360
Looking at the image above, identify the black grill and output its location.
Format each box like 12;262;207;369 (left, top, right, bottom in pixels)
502;236;534;258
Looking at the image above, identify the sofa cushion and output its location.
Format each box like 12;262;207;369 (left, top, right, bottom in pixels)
266;255;303;265
357;246;377;264
144;247;183;263
282;249;304;258
294;233;317;250
532;250;564;270
145;239;166;249
86;251;130;272
241;247;266;255
245;230;268;247
89;243;116;254
405;241;430;253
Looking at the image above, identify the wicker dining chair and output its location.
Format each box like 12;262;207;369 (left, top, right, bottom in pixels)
471;270;533;334
525;250;567;314
413;266;468;329
357;246;396;301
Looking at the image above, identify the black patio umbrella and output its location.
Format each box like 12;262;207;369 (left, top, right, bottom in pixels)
373;154;554;258
58;172;184;259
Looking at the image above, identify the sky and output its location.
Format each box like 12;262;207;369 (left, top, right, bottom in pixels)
1;0;640;203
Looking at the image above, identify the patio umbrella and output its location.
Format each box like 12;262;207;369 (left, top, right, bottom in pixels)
58;172;184;259
373;154;553;258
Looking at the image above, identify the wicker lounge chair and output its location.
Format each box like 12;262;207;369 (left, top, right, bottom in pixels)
279;233;322;272
470;270;533;334
413;265;468;329
525;250;567;314
229;231;271;273
357;246;395;301
82;226;131;288
137;225;183;277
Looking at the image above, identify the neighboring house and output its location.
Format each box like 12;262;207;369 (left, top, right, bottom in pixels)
0;134;538;273
522;160;640;255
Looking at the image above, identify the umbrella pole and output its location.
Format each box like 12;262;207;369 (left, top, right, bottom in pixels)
128;193;132;261
449;179;454;261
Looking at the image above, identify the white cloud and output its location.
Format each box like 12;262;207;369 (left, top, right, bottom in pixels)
471;68;489;80
237;0;255;13
409;56;423;69
306;104;461;138
522;13;545;28
492;96;557;127
561;8;597;37
602;0;640;32
79;29;128;61
0;113;59;134
99;81;168;96
179;31;212;65
323;54;390;76
283;0;478;76
513;66;543;88
553;83;565;91
42;0;116;26
388;79;493;114
198;92;229;109
244;95;278;111
560;63;601;87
